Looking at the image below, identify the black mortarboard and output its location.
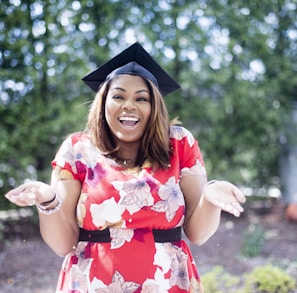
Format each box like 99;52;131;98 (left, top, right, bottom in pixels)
82;42;180;97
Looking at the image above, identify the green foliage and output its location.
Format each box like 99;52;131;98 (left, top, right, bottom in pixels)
243;265;296;293
202;265;297;293
201;266;241;292
241;224;266;257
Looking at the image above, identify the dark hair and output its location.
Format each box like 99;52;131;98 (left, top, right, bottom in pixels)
86;76;172;169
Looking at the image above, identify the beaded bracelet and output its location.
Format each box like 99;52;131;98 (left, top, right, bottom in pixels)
36;195;62;215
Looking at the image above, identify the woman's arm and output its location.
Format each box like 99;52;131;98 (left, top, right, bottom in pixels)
39;175;81;256
5;174;81;256
180;176;246;245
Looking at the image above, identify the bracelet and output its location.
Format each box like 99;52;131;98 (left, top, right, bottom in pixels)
38;194;57;209
40;195;57;206
202;180;217;194
36;195;62;215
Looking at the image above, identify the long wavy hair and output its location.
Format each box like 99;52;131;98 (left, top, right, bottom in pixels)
85;75;172;169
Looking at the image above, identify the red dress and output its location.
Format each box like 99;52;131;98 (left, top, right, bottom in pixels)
52;126;206;292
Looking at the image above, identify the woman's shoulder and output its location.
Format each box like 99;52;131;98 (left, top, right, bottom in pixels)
169;125;195;144
56;132;92;152
64;131;90;143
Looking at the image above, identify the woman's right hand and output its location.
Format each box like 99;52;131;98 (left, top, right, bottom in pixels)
4;181;55;207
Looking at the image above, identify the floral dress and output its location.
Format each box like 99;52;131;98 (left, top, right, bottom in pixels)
52;125;206;293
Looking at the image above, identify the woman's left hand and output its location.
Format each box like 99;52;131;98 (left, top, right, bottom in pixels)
203;180;246;217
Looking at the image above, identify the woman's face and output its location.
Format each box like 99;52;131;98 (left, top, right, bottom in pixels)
105;74;152;146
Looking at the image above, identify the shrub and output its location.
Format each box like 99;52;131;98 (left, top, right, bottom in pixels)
243;264;296;293
201;266;241;293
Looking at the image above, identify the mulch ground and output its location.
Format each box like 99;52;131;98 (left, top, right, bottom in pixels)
0;199;296;292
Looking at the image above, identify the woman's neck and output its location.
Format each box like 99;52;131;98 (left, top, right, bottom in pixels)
116;143;139;166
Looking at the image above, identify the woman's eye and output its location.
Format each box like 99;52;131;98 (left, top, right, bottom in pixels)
112;95;123;100
136;97;149;102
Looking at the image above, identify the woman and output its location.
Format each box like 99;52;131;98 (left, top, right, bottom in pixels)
5;43;246;292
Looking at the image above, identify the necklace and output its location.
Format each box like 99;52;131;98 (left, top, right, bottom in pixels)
117;156;137;166
122;159;134;165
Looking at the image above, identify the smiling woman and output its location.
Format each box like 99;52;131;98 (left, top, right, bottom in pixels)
5;42;246;293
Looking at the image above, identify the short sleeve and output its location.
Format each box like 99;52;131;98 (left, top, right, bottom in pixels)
170;126;207;178
51;133;86;182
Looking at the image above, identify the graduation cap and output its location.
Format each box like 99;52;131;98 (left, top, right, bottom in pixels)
82;42;180;97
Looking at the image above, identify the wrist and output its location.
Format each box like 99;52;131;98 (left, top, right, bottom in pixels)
36;194;62;215
201;180;222;213
202;180;218;194
38;194;57;207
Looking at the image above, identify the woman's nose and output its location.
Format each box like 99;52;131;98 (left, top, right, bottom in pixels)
123;99;136;110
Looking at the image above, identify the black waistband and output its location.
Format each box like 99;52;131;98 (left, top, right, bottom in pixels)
79;227;182;243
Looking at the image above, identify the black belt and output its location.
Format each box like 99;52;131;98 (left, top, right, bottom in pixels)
79;227;182;243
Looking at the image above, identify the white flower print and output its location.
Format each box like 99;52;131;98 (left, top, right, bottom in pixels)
110;228;134;249
140;284;159;293
55;140;78;174
90;270;140;293
153;244;171;274
61;242;92;274
68;243;93;293
74;140;99;169
154;243;190;291
90;198;125;228
142;268;170;293
69;265;89;292
181;160;207;177
112;179;154;215
55;135;102;176
169;252;189;290
170;126;195;147
165;244;190;291
151;177;184;222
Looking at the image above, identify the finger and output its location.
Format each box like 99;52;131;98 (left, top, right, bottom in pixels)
231;201;244;211
222;202;243;217
5;194;28;206
212;199;244;217
5;190;36;206
232;186;246;203
226;203;241;216
5;187;23;198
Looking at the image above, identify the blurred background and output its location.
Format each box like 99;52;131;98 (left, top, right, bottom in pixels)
1;0;297;291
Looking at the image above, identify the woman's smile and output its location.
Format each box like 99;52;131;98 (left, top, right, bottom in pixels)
118;116;140;128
